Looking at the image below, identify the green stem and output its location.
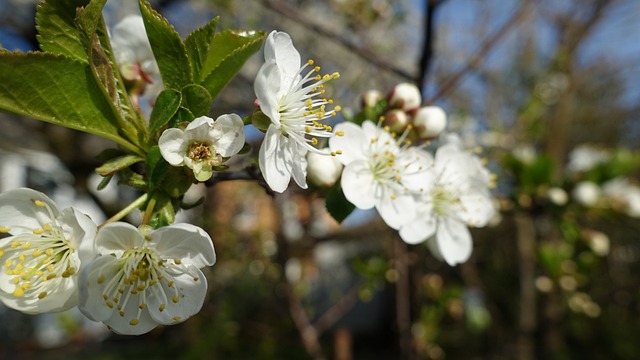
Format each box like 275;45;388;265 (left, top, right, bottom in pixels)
98;193;148;229
142;195;158;226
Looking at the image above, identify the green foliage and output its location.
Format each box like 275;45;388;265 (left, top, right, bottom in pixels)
149;89;182;135
181;84;212;117
35;0;90;62
0;52;136;151
184;16;219;82
325;184;356;223
138;0;193;90
96;154;145;176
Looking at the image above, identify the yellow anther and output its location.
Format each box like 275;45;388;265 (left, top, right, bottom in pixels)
193;276;200;282
305;126;312;133
129;319;139;326
149;279;158;286
139;303;146;309
119;311;125;317
32;249;42;257
330;152;337;156
145;235;153;242
34;200;46;207
328;99;334;104
0;226;10;233
106;300;114;308
13;287;24;297
38;292;47;299
307;59;314;65
10;241;19;249
19;254;26;263
315;75;321;81
311;138;318;145
314;66;320;72
332;72;340;79
98;275;105;284
336;131;344;136
167;280;174;288
15;263;23;271
172;295;179;303
336;150;343;155
45;249;54;256
322;74;331;82
130;290;138;295
46;273;56;280
12;277;19;284
42;224;52;232
35;270;43;276
174;259;182;265
137;284;146;291
113;297;119;304
391;194;397;200
103;294;108;300
334;105;342;112
173;316;181;321
159;304;166;312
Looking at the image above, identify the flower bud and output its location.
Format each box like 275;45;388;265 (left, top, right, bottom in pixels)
382;109;410;134
412;106;447;139
362;89;384;108
388;83;421;111
572;181;601;207
306;148;344;187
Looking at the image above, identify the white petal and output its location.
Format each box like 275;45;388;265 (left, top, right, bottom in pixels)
288;139;308;189
104;293;157;335
376;191;415;230
58;208;98;264
184;116;215;142
259;125;291;193
329;122;367;165
264;31;301;85
340;161;376;209
458;192;495;227
399;211;437;245
147;265;208;326
159;128;187;166
254;61;283;125
149;223;216;268
0;188;59;234
95;222;144;256
78;255;119;322
434;217;473;266
211;114;245;157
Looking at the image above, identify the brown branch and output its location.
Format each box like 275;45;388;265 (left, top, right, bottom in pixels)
259;0;414;81
426;0;535;104
394;237;415;360
418;0;446;89
286;285;326;360
515;211;537;360
313;282;362;335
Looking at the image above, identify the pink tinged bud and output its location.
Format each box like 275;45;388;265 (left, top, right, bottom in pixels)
413;106;447;139
306;148;344;187
388;83;422;111
362;90;384;108
382;109;410;133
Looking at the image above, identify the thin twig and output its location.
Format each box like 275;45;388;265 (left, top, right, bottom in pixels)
313;282;362;335
259;0;414;81
395;237;414;360
418;0;445;89
426;0;534;103
286;285;326;360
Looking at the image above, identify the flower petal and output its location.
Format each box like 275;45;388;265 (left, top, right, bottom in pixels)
288;139;308;190
149;223;216;268
376;191;415;230
458;192;495;227
434;217;472;266
254;61;283;125
146;265;208;327
329;121;367;165
58;208;98;264
263;31;301;86
211;113;245;157
259;125;291;193
78;255;119;322
399;209;437;245
159;128;187;166
0;188;59;234
95;222;144;256
340;160;376;209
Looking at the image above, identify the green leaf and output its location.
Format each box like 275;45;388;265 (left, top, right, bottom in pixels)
184;16;219;82
0;52;135;150
149;89;182;135
95;154;145;176
325;184;356;223
138;0;192;90
36;0;89;63
149;194;175;228
181;84;212;117
96;174;113;190
200;30;265;99
75;0;106;39
145;145;169;191
169;107;195;128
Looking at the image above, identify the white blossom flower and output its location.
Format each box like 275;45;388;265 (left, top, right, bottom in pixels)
306;148;344;187
329;120;432;230
572;181;601;207
388;83;422;111
567;145;609;173
78;222;216;335
548;187;568;206
0;188;97;314
110;15;163;97
159;114;245;182
399;143;495;266
254;30;341;193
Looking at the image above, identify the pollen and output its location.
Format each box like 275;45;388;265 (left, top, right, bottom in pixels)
173;316;181;321
159;303;166;312
129;319;139;326
172;295;179;303
335;131;344;136
34;200;46;207
38;292;47;299
98;275;105;284
0;226;10;233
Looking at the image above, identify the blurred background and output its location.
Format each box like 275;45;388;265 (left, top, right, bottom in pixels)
1;0;640;359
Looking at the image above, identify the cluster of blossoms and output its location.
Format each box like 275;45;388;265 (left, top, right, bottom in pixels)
0;188;215;335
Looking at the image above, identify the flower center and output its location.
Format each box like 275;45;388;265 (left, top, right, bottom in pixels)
0;200;75;300
98;245;188;327
188;142;222;167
